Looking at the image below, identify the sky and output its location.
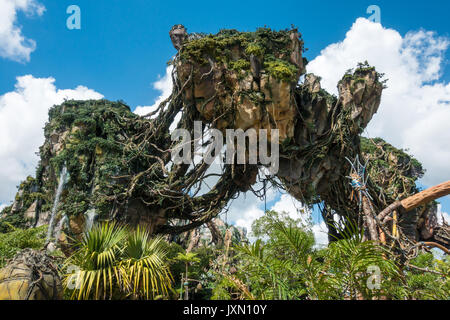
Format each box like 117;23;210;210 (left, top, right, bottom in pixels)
0;0;449;246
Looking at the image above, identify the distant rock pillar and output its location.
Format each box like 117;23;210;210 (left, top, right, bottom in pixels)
169;24;187;51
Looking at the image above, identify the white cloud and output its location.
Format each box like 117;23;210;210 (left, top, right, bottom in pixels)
307;18;450;187
225;181;278;233
229;191;328;247
270;194;328;247
234;204;264;235
437;204;449;225
134;66;174;117
0;75;103;204
312;221;329;248
271;193;310;222
0;0;45;62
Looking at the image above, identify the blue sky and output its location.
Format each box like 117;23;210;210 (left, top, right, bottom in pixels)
0;0;449;244
1;0;449;106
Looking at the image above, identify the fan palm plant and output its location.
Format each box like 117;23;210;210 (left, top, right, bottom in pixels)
120;226;173;299
325;235;401;299
63;222;173;300
63;222;127;300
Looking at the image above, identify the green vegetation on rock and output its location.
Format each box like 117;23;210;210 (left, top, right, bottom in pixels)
180;27;301;81
0;225;47;268
264;58;298;81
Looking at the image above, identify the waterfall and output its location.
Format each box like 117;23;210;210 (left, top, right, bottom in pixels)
84;208;97;233
54;215;68;242
46;165;68;243
83;173;98;233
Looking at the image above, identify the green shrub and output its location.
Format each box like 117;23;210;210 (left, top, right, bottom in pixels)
0;225;47;268
264;59;298;81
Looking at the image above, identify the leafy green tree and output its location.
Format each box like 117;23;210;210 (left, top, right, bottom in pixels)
402;252;449;299
166;243;220;300
216;210;403;300
175;250;200;299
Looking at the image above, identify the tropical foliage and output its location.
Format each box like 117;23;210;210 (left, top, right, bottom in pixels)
403;252;450;299
209;211;448;300
0;211;448;300
63;222;173;300
0;224;47;268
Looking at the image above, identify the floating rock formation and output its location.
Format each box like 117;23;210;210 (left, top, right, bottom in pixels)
175;27;305;141
1;25;448;253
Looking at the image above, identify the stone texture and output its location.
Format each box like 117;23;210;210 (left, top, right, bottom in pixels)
0;249;62;300
23;201;36;222
180;217;247;250
176;29;304;143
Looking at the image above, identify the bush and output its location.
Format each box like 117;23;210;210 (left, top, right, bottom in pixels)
0;225;47;268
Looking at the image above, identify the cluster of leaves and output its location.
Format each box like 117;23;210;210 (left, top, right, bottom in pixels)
0;211;26;232
361;136;424;203
230;59;250;72
0;224;47;268
180;27;300;81
404;253;449;299
63;222;173;300
208;211;449;300
263;59;299;82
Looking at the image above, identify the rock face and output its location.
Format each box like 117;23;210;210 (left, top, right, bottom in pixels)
176;217;247;251
175;26;305;141
169;24;187;50
0;249;62;300
277;67;383;204
0;100;164;250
